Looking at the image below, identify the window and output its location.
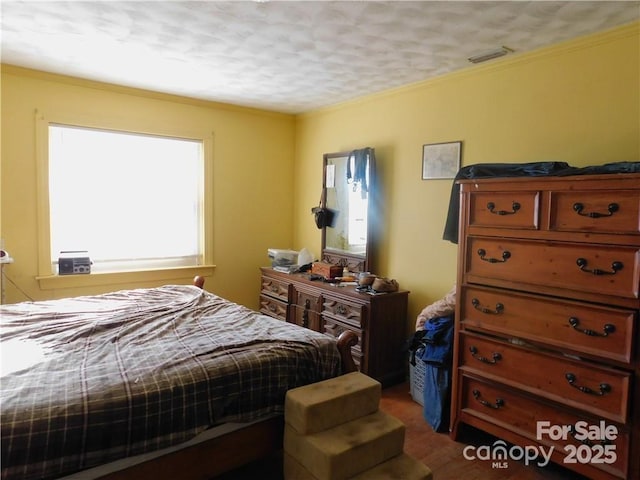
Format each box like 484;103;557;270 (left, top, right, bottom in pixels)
47;124;205;273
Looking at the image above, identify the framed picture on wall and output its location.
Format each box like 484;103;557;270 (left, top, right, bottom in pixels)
421;141;462;180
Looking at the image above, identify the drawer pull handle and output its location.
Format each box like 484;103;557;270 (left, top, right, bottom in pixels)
573;202;619;218
477;249;511;263
471;298;504;315
576;258;623;276
487;201;521;216
337;305;348;315
568;317;616;337
565;373;611;396
472;389;504;409
469;346;502;364
270;285;278;292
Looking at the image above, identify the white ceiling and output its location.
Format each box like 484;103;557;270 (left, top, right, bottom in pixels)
2;1;639;114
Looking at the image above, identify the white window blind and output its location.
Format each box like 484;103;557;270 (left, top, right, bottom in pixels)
48;125;204;273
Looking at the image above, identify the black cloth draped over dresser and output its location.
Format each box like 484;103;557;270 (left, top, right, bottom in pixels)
443;161;640;244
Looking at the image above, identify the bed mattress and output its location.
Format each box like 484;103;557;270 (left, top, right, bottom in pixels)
1;285;341;480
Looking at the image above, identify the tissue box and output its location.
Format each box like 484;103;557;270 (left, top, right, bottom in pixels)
268;249;299;267
311;262;342;279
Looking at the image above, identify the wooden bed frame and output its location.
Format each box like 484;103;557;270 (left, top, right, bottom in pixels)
89;276;358;480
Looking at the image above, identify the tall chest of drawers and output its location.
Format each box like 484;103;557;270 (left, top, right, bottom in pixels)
450;173;640;479
259;267;409;386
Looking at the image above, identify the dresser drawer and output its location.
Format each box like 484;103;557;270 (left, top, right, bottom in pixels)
261;275;290;302
259;294;287;321
460;375;630;479
466;237;640;300
322;297;364;328
460;286;636;364
322;317;363;369
469;190;540;230
459;332;631;423
550;189;640;235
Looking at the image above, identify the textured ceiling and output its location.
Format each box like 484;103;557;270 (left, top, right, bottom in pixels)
2;1;639;114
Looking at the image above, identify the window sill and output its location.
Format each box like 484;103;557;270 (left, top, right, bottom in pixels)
36;265;216;290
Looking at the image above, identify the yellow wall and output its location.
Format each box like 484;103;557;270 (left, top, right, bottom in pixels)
1;23;638;338
294;23;640;332
0;66;296;306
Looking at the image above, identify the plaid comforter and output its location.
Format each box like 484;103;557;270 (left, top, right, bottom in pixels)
0;285;341;480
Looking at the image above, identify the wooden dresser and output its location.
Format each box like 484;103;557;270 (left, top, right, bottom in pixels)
450;173;639;479
259;267;409;386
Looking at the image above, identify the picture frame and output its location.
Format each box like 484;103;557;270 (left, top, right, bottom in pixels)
421;141;462;180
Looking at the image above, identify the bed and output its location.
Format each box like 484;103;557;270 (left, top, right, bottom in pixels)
0;277;357;480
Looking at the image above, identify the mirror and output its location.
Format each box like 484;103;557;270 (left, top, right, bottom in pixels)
321;148;376;273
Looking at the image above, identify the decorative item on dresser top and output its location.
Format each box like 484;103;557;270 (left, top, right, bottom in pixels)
450;171;640;480
260;266;409;387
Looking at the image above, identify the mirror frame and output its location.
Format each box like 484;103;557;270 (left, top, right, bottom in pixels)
320;150;377;273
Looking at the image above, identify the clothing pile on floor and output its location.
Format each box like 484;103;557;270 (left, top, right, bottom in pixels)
412;285;456;432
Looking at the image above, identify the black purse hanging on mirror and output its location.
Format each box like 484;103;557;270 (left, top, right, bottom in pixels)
311;192;336;229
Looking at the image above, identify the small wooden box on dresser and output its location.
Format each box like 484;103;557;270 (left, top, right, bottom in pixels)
259;267;409;387
450;172;640;479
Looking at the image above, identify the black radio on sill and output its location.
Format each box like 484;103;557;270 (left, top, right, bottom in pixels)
58;251;92;275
